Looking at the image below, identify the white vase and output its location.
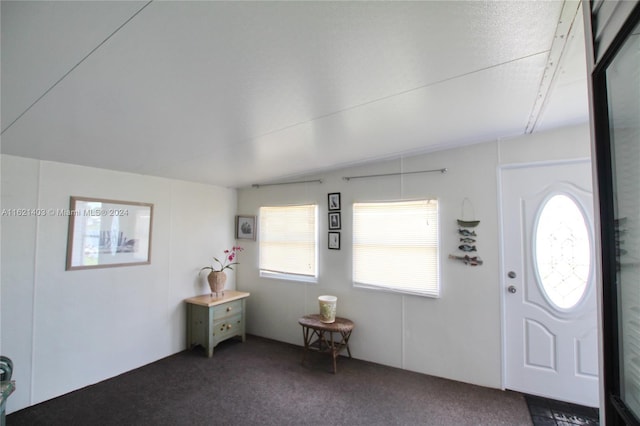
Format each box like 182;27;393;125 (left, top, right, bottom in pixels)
318;295;337;323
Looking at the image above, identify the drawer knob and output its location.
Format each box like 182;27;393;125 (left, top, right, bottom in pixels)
227;324;232;330
226;307;232;312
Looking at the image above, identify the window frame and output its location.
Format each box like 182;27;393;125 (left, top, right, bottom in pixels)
258;204;318;283
352;198;440;298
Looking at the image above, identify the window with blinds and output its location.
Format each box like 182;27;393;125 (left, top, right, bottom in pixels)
259;205;317;281
353;199;440;297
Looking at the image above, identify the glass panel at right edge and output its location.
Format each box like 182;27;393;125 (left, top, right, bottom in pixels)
606;20;640;419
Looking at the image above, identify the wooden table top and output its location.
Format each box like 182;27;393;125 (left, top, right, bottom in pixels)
298;314;354;332
185;290;250;307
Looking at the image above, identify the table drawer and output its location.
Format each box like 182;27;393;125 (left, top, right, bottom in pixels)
212;314;243;343
213;300;243;321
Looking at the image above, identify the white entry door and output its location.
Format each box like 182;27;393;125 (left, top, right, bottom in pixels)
501;160;599;407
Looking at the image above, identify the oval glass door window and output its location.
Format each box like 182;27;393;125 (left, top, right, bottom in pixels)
534;194;591;310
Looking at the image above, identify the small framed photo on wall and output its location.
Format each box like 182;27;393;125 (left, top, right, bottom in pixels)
328;212;341;230
328;232;340;250
236;215;256;240
328;193;341;211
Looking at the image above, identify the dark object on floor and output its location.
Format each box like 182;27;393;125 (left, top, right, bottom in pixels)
525;394;600;425
1;356;16;426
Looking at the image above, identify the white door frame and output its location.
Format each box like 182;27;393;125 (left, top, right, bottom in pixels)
498;158;599;401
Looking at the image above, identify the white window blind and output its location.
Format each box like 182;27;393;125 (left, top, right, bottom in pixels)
259;205;317;279
353;199;440;297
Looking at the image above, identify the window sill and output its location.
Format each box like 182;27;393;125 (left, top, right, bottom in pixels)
353;282;440;298
260;270;318;284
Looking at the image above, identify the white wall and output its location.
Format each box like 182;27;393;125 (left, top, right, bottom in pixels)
236;124;592;389
0;155;237;413
0;124;591;413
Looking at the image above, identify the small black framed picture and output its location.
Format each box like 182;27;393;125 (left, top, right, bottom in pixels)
328;193;341;211
328;232;340;250
328;212;341;230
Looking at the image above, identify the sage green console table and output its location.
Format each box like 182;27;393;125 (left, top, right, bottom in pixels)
185;291;250;357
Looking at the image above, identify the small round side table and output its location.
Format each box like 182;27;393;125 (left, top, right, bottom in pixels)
298;314;354;374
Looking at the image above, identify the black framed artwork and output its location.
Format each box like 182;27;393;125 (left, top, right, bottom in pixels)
328;212;341;230
328;193;341;211
328;232;340;250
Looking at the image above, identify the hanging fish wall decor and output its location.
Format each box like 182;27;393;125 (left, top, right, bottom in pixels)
448;254;483;266
450;198;483;266
457;219;480;228
458;229;476;237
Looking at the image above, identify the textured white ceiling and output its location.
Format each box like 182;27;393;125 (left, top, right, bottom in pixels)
1;1;588;188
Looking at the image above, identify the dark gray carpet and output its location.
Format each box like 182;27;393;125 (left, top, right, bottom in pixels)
7;335;532;425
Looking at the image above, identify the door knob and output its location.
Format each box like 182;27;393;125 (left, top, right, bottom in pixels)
508;271;517;279
508;285;517;294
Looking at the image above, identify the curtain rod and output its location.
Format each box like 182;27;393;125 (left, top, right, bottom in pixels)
342;168;447;181
251;179;323;188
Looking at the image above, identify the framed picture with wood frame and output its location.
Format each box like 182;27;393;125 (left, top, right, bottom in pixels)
66;196;153;270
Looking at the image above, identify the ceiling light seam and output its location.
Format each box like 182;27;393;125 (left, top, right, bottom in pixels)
254;50;551;142
1;1;154;135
